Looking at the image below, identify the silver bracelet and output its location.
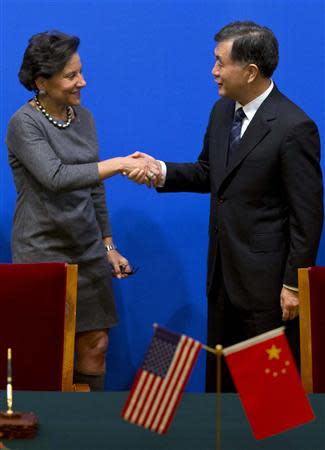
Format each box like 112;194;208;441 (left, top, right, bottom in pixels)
105;243;117;253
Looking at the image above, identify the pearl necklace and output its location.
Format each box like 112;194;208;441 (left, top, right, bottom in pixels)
34;96;73;129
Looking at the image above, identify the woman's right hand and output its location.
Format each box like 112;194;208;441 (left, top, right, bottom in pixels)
120;152;161;186
97;152;160;183
120;153;149;174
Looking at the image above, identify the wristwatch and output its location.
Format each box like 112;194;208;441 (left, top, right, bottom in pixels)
105;242;117;253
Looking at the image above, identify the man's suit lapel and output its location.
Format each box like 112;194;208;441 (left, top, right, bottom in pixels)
213;100;234;180
217;87;280;192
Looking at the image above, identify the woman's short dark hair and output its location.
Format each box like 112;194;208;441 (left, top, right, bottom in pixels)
215;21;279;78
18;31;80;91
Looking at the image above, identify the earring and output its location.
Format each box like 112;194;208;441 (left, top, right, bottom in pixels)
37;89;46;96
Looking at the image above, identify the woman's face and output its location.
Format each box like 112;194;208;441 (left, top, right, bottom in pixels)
38;52;86;108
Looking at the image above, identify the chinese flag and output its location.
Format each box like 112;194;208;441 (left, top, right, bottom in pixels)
223;327;314;439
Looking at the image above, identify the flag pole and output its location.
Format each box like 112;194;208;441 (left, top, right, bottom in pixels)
202;342;224;450
215;344;223;450
202;344;218;355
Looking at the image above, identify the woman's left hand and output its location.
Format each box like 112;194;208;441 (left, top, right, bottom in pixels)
107;250;132;279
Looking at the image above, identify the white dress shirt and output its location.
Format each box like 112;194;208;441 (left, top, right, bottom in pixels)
237;80;274;137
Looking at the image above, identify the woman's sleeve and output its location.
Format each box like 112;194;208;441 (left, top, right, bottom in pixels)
7;112;100;193
85;111;113;237
91;182;112;237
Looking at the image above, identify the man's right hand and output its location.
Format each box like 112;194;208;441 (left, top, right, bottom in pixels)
124;152;163;187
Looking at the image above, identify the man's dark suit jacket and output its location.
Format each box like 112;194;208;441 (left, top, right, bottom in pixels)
159;85;323;318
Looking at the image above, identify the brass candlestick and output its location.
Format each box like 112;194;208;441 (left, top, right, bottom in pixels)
6;348;13;415
0;348;38;439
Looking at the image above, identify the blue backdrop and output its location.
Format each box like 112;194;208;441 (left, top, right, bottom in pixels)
0;0;324;391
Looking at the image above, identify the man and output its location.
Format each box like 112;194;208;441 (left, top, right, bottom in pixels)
130;21;323;391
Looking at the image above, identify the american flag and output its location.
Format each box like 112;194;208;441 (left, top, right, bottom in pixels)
121;325;202;434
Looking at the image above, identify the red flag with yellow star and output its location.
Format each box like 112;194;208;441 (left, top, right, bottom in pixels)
223;327;314;439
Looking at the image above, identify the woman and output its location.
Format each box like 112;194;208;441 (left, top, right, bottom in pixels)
6;31;156;391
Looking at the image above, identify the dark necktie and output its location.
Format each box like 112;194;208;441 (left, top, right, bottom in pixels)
227;107;246;165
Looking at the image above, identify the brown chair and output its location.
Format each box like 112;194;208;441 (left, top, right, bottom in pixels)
298;267;325;393
0;262;89;391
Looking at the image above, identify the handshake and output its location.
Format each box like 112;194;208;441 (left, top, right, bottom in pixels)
121;151;163;188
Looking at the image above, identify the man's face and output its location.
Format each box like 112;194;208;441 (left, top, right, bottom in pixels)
211;40;249;102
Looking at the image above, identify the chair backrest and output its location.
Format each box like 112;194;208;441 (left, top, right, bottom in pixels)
298;267;325;393
0;263;78;391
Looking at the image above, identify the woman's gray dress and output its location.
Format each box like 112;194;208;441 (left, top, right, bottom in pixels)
6;103;118;332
